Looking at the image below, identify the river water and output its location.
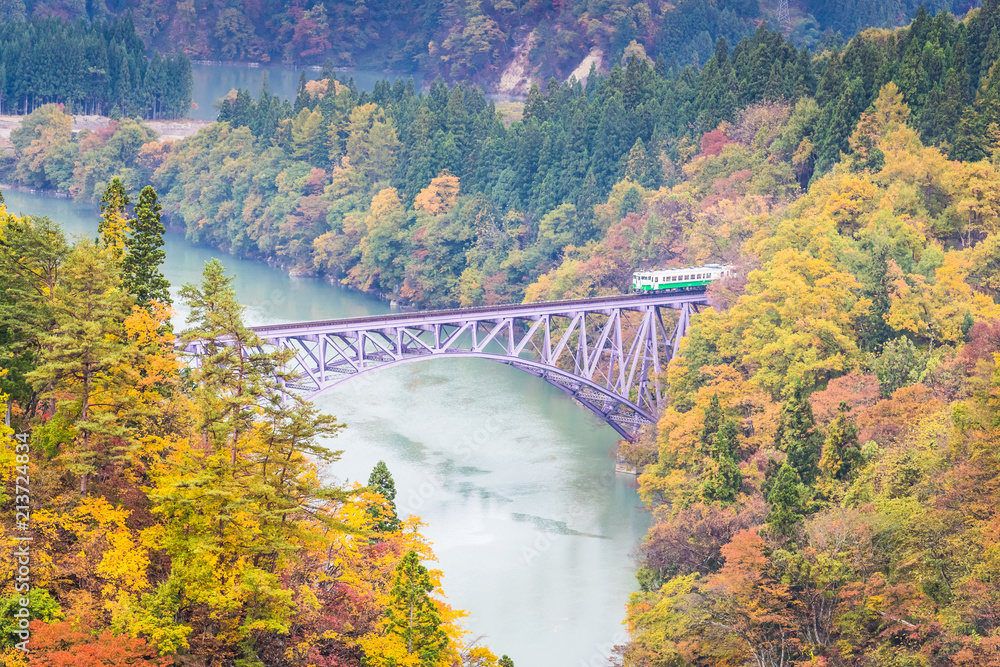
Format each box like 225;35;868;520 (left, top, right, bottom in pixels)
3;188;648;665
190;63;425;121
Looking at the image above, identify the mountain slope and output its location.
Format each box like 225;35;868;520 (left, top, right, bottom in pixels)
3;0;982;89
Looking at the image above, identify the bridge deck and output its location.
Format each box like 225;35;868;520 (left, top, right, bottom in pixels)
250;290;709;336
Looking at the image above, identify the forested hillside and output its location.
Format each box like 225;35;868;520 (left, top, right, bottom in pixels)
0;0;977;87
11;6;1000;307
7;2;1000;667
613;82;1000;664
0;17;192;118
0;183;507;664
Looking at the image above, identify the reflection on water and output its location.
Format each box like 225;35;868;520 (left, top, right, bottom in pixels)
190;63;425;121
3;188;649;666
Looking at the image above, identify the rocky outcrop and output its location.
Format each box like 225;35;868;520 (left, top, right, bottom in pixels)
495;31;537;97
567;47;603;85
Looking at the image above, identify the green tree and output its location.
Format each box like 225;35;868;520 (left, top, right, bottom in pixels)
819;401;862;480
386;550;449;663
775;384;822;484
178;259;290;463
367;459;402;532
26;240;131;493
701;454;743;505
98;177;131;262
699;393;724;452
702;417;743;504
711;417;739;459
766;463;803;538
122;185;170;307
0;213;68;406
874;336;924;397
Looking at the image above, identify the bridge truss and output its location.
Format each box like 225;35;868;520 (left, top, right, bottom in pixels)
227;293;707;441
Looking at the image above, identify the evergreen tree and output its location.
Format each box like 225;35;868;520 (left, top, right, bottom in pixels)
26;240;131;494
98;177;130;262
179;259;292;463
766;463;803;537
819;402;863;480
702;453;743;505
702;416;743;504
699;393;724;451
712;417;740;459
775;384;822;484
0;214;68;407
367;459;401;532
293;71;311;114
387;550;449;663
122;185;170;307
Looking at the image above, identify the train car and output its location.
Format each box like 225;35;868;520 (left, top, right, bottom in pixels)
632;264;732;293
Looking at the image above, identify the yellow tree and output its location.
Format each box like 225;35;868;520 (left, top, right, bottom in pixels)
27;240;132;494
947;160;1000;246
353;187;410;292
414;172;461;215
707;249;868;395
884;258;933;339
98;178;131;263
845;81;910;172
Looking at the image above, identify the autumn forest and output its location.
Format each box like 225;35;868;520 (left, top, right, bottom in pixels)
5;0;1000;665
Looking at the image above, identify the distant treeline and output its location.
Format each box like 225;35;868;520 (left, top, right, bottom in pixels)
14;6;1000;307
0;16;192;118
0;0;981;86
214;4;1000;211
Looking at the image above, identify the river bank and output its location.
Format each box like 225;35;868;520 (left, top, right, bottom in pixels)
0;114;212;143
1;186;649;666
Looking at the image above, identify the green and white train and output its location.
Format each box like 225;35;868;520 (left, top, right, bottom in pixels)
632;264;733;293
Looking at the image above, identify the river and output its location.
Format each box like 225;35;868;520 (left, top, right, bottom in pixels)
190;63;425;121
3;188;649;666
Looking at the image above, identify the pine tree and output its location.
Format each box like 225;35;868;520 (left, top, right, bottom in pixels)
819;402;862;480
27;240;131;494
98;177;130;262
699;393;724;452
766;463;803;538
122;185;170;308
775;384;822;484
179;259;292;463
367;460;401;532
293;71;311;114
387;550;449;663
702;416;742;504
712;417;740;459
0;214;68;407
702;453;743;505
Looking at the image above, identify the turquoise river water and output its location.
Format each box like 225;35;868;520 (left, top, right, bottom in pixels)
2;187;649;665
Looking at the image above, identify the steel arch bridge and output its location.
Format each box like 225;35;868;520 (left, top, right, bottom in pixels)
188;293;707;440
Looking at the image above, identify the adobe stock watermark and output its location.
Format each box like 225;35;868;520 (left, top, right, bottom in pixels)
451;414;502;459
578;630;629;667
520;530;558;566
396;415;502;515
8;430;32;653
398;470;442;515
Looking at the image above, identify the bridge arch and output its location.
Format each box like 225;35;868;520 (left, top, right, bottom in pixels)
190;293;707;441
302;352;656;441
